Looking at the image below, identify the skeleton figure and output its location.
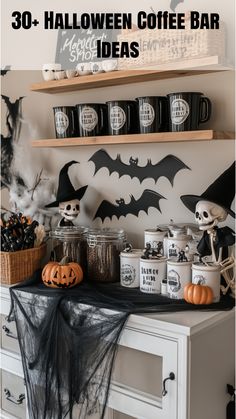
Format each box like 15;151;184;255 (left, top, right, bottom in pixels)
58;199;80;227
195;200;234;263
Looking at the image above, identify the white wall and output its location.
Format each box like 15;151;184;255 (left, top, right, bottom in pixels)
1;70;235;248
1;0;235;68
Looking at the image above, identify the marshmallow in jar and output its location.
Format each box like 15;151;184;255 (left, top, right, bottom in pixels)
192;262;221;303
140;256;167;294
144;228;168;254
167;259;192;299
120;249;143;288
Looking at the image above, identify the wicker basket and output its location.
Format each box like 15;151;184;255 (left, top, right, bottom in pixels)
0;243;47;285
117;23;225;70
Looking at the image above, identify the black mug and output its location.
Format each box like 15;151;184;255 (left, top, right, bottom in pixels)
107;100;137;135
53;106;78;138
136;96;168;133
167;92;212;132
76;103;107;137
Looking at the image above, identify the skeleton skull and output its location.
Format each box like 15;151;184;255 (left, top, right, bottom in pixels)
195;200;227;231
59;199;80;222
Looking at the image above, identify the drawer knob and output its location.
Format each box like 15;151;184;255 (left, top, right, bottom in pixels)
162;372;175;396
2;325;18;340
4;388;25;405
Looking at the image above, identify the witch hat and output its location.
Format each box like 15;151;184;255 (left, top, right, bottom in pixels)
46;161;88;208
181;161;235;218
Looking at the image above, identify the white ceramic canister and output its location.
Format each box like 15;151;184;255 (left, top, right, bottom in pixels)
140;257;167;294
167;259;192;299
144;229;168;252
166;235;192;259
192;262;221;303
120;249;143;288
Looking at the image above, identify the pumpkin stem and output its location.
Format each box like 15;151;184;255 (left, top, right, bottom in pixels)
59;256;71;265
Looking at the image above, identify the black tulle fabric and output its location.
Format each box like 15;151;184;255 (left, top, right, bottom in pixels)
8;270;234;419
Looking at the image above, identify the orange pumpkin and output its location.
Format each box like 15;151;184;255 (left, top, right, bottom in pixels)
184;283;214;305
42;256;83;289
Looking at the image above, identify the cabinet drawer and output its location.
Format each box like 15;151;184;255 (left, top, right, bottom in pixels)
1;315;20;354
109;328;178;419
1;370;26;419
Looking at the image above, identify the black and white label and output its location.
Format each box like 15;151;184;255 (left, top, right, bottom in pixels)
55;111;69;135
167;269;181;293
110;106;126;130
79;106;98;131
121;263;135;286
171;99;190;125
139;103;155;127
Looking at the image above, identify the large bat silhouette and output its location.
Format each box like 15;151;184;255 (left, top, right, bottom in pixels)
89;149;190;185
94;189;166;222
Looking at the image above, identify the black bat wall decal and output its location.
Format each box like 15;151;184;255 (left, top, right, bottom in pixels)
89;149;190;186
94;189;166;222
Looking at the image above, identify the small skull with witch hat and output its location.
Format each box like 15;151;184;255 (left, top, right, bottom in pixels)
45;161;88;227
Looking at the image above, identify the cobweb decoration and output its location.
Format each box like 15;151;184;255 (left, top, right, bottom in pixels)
8;271;234;419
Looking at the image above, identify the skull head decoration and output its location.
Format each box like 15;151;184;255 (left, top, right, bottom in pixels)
45;161;88;227
59;200;80;222
195;200;227;231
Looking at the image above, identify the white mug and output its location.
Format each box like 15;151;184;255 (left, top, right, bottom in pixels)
192;262;221;303
42;63;61;81
167;259;192;299
66;70;77;79
140;257;167;294
54;70;66;80
166;235;191;259
102;59;118;72
91;62;104;75
120;249;143;288
76;62;92;76
144;229;167;253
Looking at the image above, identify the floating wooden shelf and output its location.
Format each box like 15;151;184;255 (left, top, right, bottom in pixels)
30;56;231;94
31;130;235;148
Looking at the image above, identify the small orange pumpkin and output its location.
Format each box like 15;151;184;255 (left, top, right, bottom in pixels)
184;283;214;305
42;256;83;289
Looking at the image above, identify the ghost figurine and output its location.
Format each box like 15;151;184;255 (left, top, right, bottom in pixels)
181;162;235;263
45;161;88;227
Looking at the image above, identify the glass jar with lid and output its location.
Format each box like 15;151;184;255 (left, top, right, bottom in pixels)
87;228;127;282
49;226;88;273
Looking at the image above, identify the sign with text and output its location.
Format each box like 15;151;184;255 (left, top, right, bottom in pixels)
55;26;120;69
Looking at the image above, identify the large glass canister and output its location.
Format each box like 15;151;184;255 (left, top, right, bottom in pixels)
87;229;127;282
49;226;88;272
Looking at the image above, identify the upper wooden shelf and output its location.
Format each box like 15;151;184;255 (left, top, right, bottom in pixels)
31;130;235;148
30;56;231;94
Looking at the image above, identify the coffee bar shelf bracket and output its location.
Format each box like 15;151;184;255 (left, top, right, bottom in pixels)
30;56;231;94
31;131;235;148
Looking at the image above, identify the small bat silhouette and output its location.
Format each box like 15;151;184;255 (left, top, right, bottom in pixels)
1;66;11;77
93;189;166;222
170;0;184;12
89;149;190;186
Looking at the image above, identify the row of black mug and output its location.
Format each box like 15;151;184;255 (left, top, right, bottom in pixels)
53;92;212;138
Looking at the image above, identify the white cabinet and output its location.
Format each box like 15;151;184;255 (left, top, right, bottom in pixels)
0;285;235;419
